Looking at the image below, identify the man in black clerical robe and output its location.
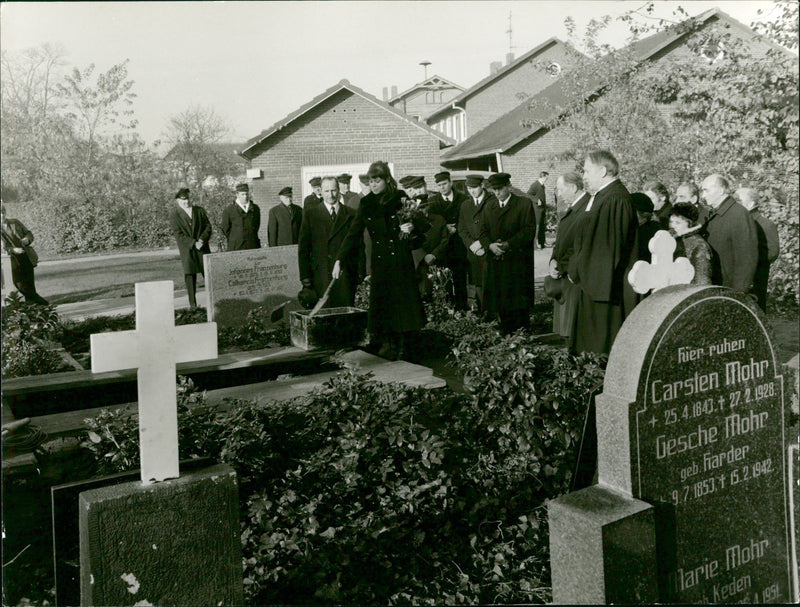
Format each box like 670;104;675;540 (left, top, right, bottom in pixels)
480;172;535;334
567;150;638;355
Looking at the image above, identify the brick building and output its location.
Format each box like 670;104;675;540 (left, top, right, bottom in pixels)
425;37;583;143
386;75;464;121
439;8;791;210
238;79;454;242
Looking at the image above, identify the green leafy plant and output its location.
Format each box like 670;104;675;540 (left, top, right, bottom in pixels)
81;376;223;475
1;292;67;377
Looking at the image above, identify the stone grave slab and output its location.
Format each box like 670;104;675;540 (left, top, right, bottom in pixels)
79;463;242;606
51;458;213;607
204;245;302;328
597;285;792;603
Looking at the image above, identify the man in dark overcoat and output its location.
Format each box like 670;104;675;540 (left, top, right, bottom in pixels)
701;174;758;294
168;188;212;309
457;174;495;312
303;177;323;210
527;171;549;249
567;150;638;355
221;183;261;250
426;170;469;310
480;172;535;334
736;187;780;312
298;177;362;307
548;172;590;338
0;203;48;304
267;187;302;247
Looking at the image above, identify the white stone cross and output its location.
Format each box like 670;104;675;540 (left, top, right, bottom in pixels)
628;230;695;295
90;281;217;484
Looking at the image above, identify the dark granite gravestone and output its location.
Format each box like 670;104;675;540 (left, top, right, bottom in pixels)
51;458;212;607
204;245;302;328
549;286;795;604
79;463;242;606
597;285;793;603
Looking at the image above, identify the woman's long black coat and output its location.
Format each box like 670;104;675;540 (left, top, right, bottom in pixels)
338;190;427;335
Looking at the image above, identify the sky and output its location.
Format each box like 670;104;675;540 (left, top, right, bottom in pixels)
1;1;785;149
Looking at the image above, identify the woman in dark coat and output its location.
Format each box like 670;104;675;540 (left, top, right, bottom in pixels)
334;161;427;360
168;188;212;309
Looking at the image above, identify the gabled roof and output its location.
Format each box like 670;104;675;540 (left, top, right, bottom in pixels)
441;8;778;162
388;75;464;104
425;37;578;123
164;142;245;162
239;79;455;159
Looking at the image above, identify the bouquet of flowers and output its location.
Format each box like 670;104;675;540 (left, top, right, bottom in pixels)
396;197;426;238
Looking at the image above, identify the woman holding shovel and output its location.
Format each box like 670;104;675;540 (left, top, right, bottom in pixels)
333;161;427;361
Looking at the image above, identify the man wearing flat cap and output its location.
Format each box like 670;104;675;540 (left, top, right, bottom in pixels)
221;183;261;251
426;170;469;310
168;187;212;309
303;177;323;210
337;174;361;211
480;172;535;334
457;174;495;311
268;186;302;247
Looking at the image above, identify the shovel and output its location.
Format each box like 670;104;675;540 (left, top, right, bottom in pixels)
269;301;290;323
308;277;336;318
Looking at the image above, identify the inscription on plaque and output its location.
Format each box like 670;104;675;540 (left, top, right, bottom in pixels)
204;245;302;328
629;292;790;603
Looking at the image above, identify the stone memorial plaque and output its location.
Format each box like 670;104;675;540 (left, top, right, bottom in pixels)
600;286;792;604
204;245;302;328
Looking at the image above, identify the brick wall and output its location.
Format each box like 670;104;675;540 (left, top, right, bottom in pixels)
246;89;447;243
466;42;580;136
502;127;576;212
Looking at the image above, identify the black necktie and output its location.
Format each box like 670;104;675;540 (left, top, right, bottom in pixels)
330;207;337;222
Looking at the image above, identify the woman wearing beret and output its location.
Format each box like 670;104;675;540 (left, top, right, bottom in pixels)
333;161;428;360
169;188;212;309
669;202;713;286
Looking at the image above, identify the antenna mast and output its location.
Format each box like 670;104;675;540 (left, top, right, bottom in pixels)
506;11;514;53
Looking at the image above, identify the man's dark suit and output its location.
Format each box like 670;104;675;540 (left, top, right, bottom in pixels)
705;196;758;293
457;191;495;310
478;193;535;333
298;203;362;307
267;202;302;247
303;193;323;210
427;190;469;310
221;202;261;250
527;179;547;248
550;192;591;337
